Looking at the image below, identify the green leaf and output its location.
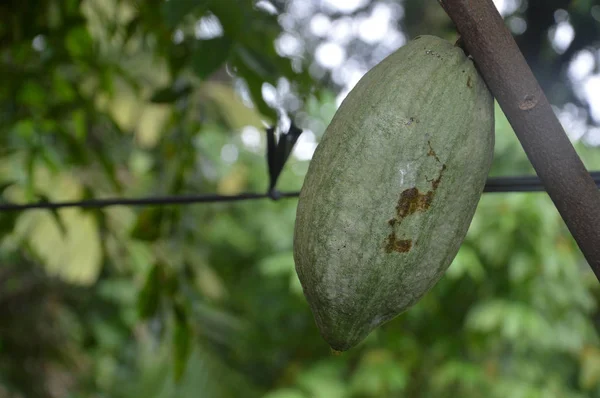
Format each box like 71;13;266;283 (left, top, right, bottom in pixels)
54;125;90;165
123;16;141;44
447;245;485;281
202;82;265;129
168;40;194;75
0;212;20;239
35;195;68;236
161;0;209;28
350;350;408;396
99;66;115;97
94;148;123;193
17;81;47;108
138;263;163;319
233;59;277;121
208;0;245;37
258;252;294;277
432;360;487;393
131;207;164;241
173;302;192;382
263;390;306;398
52;70;77;102
297;361;347;398
65;25;94;59
0;181;16;197
18;207;103;285
71;109;87;139
11;119;36;139
191;37;232;80
150;83;193;104
192;302;245;346
580;347;600;390
234;46;279;82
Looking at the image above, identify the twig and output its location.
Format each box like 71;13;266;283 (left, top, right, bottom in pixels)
439;0;600;279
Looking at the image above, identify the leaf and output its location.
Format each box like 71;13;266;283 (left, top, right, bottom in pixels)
131;207;164;241
263;390;306;398
351;352;408;396
71;109;87;139
195;264;228;301
233;59;277;121
17;207;103;285
161;0;209;28
94;148;123;193
168;40;194;75
35;194;67;235
52;70;77;102
192;302;245;346
17;81;47;108
207;0;245;37
0;212;20;239
202;82;265;129
150;83;193;104
114;63;142;93
64;25;94;59
432;360;487;393
10;119;36;139
447;245;485;281
0;181;16;197
173;302;192;382
99;66;115;97
0;181;20;239
191;37;232;80
9;170;102;286
258;252;295;277
55;125;90;165
138;263;163;319
297;361;347;398
123;15;141;44
464;300;507;333
234;46;278;82
580;346;600;390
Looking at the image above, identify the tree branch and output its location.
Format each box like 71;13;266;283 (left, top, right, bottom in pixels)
439;0;600;279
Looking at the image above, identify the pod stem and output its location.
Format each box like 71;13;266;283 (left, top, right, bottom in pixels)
440;0;600;280
453;36;470;57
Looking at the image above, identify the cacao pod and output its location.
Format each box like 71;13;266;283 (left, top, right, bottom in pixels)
294;35;495;351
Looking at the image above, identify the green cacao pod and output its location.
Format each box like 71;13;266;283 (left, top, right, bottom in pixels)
293;35;495;351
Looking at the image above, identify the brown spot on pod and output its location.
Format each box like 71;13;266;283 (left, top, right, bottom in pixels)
383;142;447;254
384;232;413;253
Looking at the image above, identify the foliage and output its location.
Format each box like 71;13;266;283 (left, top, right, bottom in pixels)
0;1;599;397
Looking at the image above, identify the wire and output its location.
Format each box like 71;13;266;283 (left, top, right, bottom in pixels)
0;192;270;211
0;172;597;212
485;171;600;192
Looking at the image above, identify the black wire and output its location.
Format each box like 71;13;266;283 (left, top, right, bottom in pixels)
0;172;598;212
485;171;600;192
0;193;269;211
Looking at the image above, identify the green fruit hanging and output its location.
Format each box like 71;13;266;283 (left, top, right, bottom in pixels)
293;35;495;351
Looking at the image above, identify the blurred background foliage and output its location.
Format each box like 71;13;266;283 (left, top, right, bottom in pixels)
1;0;600;397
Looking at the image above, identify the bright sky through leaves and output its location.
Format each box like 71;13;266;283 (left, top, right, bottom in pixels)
269;0;600;161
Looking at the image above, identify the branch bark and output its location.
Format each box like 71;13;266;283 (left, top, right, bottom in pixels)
439;0;600;279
